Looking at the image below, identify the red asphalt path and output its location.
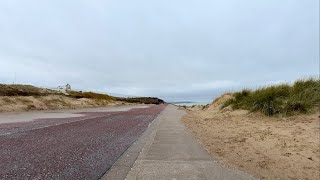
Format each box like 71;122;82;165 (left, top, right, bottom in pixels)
0;105;165;179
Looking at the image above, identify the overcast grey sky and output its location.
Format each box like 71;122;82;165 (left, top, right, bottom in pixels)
0;0;319;101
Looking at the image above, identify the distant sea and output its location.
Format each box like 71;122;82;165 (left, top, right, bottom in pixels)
165;97;213;106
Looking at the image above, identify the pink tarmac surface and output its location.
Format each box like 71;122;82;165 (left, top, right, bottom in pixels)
0;105;166;179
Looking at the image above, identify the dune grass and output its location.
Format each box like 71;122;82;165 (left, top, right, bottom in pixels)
221;78;320;116
0;84;166;105
67;91;114;101
0;84;58;96
0;84;115;101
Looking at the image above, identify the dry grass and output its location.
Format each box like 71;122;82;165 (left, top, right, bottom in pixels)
0;84;58;96
0;84;118;112
0;95;119;112
0;84;164;112
67;91;114;101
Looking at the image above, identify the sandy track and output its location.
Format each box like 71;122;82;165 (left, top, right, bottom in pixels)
0;105;165;179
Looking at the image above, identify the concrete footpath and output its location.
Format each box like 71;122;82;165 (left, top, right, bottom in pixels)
102;105;257;180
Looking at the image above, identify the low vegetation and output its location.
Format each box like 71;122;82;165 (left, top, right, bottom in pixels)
67;91;114;101
0;84;165;112
0;84;58;96
0;84;115;101
221;78;320;116
115;97;165;104
183;97;319;180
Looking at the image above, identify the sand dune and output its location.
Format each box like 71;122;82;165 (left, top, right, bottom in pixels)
182;94;319;179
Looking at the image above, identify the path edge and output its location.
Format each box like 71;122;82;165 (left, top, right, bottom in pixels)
100;105;167;180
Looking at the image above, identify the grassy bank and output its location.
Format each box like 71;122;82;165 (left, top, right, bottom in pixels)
0;85;116;112
0;84;165;112
181;78;320;179
0;84;58;96
67;91;114;101
221;78;320;116
183;102;319;180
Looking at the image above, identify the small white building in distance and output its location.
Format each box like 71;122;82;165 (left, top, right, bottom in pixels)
57;84;71;92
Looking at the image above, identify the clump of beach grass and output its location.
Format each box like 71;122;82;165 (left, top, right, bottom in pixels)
221;78;320;116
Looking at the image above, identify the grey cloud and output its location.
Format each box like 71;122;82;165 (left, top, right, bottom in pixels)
0;0;318;101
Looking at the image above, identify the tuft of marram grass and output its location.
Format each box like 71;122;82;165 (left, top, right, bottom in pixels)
221;78;320;116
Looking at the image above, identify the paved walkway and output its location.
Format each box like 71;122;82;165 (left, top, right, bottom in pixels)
103;105;256;180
